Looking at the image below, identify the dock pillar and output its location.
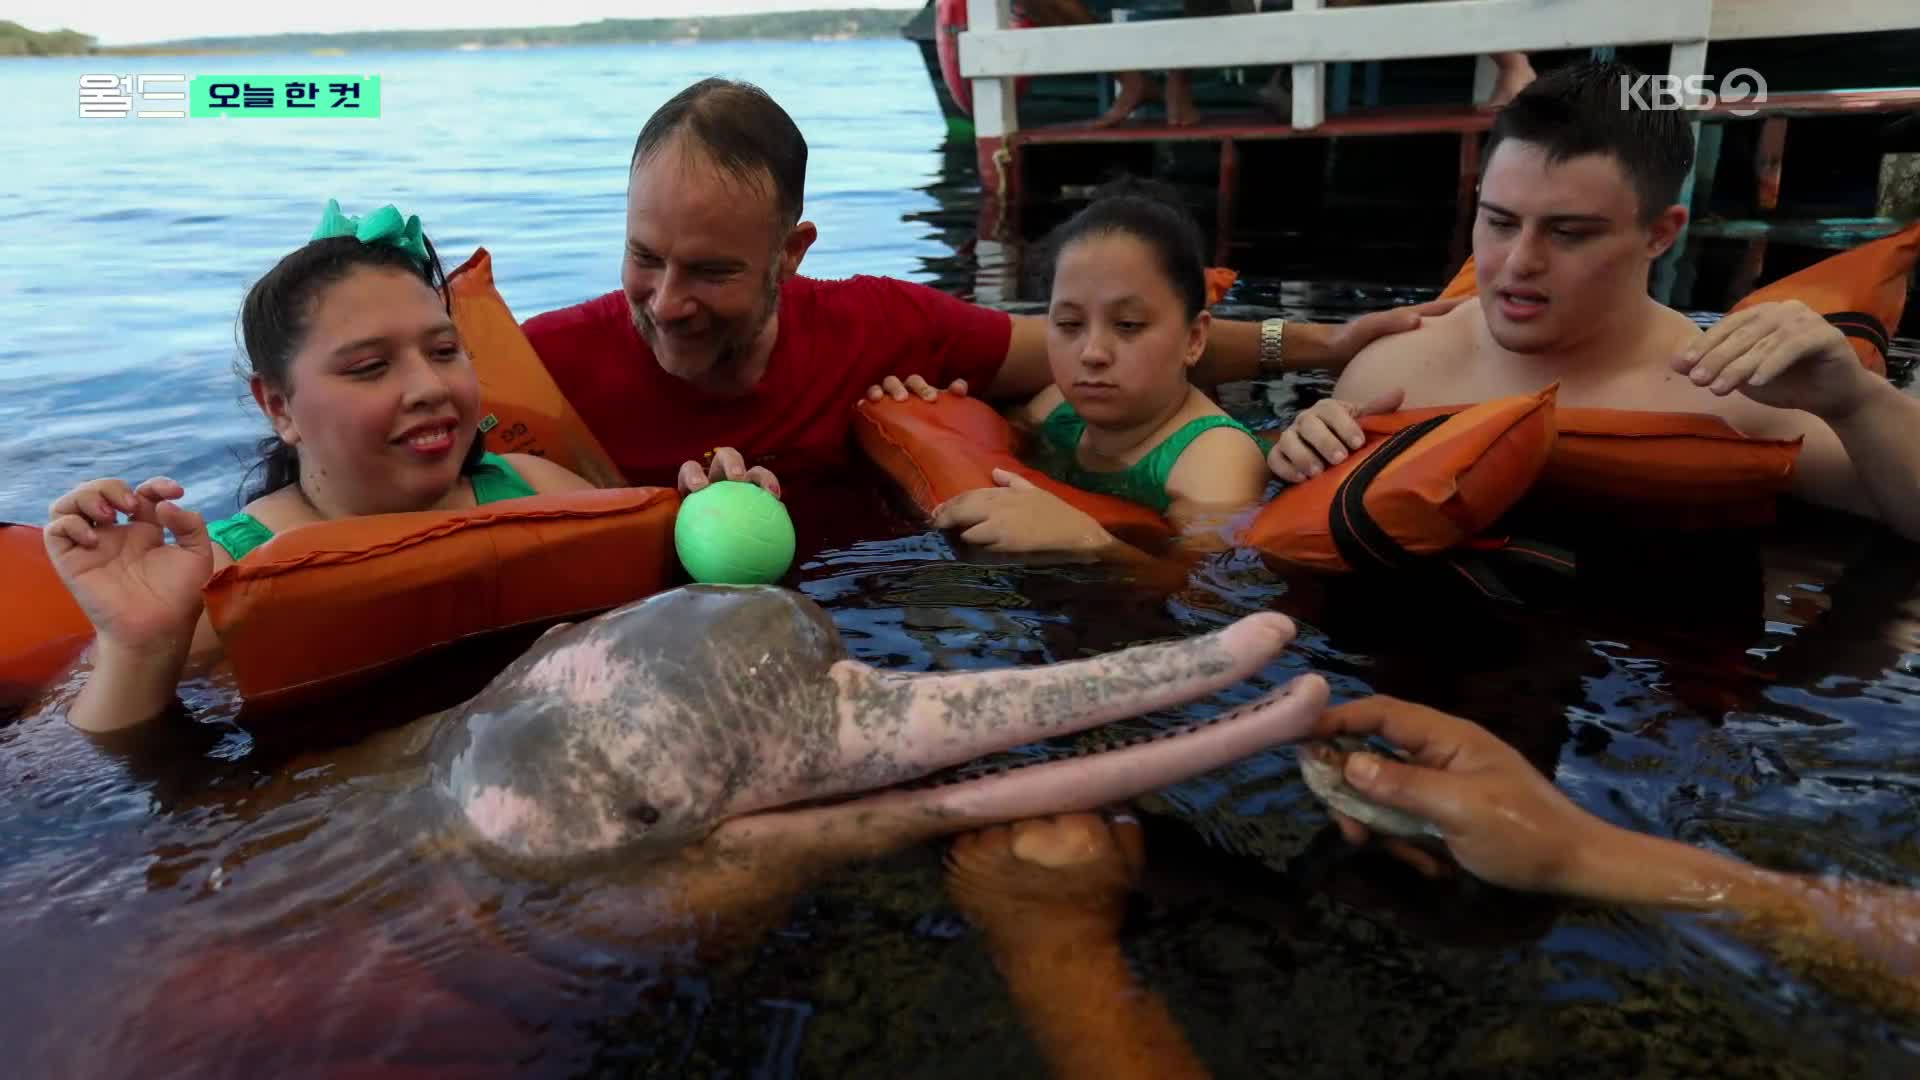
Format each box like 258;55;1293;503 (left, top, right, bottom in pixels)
1451;131;1482;274
1215;139;1240;268
1730;117;1791;298
966;0;1023;243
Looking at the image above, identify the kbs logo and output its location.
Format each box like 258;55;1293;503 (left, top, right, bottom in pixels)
1620;68;1768;117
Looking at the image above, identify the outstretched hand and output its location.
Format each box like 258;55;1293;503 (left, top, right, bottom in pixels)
44;476;214;649
1307;696;1606;894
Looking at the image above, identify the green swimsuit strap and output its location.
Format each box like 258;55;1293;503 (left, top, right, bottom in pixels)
1132;413;1263;497
1036;402;1261;514
207;455;534;562
207;512;275;561
469;451;538;504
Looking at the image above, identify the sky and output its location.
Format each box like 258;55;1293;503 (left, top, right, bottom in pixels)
16;1;925;47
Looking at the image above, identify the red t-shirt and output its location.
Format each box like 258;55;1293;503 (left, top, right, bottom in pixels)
521;275;1013;488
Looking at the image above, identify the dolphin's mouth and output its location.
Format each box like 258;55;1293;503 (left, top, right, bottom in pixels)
902;712;1234;791
744;683;1311;827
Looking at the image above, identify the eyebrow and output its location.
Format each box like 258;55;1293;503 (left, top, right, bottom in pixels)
329;320;458;359
1478;200;1612;226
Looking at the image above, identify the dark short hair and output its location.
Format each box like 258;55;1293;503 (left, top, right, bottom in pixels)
236;234;479;505
1044;176;1209;318
630;77;808;228
1484;60;1695;224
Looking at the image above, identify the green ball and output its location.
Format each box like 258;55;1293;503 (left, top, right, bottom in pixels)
674;480;796;585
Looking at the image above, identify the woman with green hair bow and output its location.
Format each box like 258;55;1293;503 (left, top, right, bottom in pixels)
42;200;595;734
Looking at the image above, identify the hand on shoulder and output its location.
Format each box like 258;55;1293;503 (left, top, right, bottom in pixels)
1673;299;1880;422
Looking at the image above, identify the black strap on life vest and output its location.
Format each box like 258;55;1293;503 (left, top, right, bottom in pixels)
1825;311;1890;359
1328;413;1452;573
1441;536;1579;606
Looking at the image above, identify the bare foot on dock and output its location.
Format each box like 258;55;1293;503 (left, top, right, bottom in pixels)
1166;72;1202;126
1092;72;1153;128
1482;51;1536;109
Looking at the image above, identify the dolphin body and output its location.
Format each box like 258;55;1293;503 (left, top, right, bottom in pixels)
430;585;1328;876
32;584;1328;1076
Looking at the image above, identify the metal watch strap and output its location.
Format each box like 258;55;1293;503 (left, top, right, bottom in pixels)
1259;317;1285;373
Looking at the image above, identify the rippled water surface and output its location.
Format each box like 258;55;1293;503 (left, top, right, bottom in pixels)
3;39;1919;1079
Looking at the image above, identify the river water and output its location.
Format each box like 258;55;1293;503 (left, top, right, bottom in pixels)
2;38;1918;1078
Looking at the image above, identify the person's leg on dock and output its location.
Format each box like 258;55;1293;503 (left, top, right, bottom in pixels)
1166;71;1201;126
1486;50;1536;108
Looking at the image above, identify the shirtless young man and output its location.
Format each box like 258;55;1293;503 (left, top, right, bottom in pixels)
1267;61;1920;542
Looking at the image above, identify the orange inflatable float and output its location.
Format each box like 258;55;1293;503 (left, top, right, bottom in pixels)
1364;406;1801;528
0;489;679;715
855;387;1559;573
853;392;1175;549
1727;221;1918;376
0;523;95;712
1;248;681;715
448;247;625;486
1238;388;1558;573
205;488;679;707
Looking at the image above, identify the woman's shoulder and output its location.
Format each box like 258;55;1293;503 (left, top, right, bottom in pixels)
230;487;312;533
496;452;595;494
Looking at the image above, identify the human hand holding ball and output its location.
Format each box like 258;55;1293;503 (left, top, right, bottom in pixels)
674;480;796;585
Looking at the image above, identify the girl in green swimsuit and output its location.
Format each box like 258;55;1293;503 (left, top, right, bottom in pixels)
42;201;592;733
875;179;1272;568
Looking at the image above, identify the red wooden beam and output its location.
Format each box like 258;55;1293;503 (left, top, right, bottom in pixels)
1008;88;1920;149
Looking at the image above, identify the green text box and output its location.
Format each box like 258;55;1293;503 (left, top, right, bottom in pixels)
189;75;380;117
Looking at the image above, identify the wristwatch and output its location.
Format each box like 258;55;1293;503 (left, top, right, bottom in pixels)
1259;317;1286;374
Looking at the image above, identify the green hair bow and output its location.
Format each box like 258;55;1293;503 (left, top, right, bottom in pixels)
311;198;430;268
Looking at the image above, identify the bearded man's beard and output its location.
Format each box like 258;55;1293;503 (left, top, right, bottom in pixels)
633;267;781;381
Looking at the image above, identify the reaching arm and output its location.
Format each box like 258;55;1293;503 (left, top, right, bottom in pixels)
1310;696;1920;1014
1563;822;1920;1013
987;297;1467;400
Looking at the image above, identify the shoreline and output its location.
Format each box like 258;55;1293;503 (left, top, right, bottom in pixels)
2;10;915;59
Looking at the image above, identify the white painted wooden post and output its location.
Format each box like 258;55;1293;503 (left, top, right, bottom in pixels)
966;0;1019;304
1471;54;1498;107
1292;0;1325;130
965;0;1019;146
1668;42;1709;110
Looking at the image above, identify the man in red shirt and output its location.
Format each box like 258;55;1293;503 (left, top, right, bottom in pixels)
521;77;1453;498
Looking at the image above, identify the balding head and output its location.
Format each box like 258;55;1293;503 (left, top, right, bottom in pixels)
631;78;808;229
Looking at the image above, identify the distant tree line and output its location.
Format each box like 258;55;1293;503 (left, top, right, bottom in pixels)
0;20;96;55
1;11;918;57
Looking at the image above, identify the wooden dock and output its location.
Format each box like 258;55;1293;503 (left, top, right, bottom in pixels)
952;0;1920;303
